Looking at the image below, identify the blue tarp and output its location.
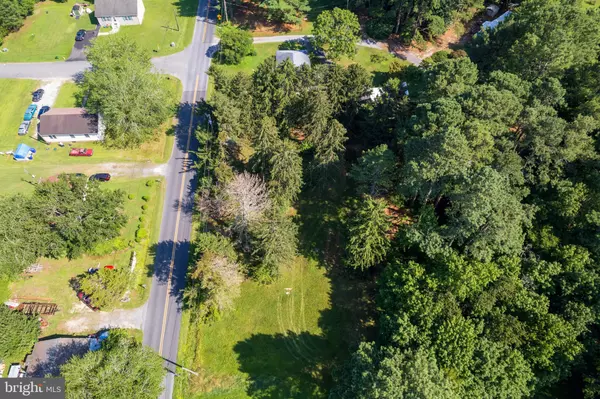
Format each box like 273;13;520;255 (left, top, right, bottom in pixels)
89;331;109;351
13;143;34;161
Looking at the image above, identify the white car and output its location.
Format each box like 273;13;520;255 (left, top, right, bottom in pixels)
18;121;31;136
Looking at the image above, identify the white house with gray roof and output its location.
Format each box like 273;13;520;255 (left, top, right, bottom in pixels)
95;0;145;26
276;50;311;67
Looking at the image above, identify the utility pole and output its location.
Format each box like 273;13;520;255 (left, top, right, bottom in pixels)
223;0;229;22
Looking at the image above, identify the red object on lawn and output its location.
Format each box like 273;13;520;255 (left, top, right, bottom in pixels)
69;148;93;157
104;265;114;270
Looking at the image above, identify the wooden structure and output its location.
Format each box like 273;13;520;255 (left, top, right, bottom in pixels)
17;302;58;315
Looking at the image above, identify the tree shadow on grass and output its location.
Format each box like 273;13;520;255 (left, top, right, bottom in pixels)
234;332;331;398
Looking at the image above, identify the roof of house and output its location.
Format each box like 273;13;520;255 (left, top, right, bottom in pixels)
39;108;98;136
276;50;311;67
95;0;139;17
482;11;512;31
25;338;89;377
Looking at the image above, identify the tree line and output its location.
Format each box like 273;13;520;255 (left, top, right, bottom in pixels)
0;0;35;44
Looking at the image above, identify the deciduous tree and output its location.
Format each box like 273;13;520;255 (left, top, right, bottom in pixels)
313;8;361;60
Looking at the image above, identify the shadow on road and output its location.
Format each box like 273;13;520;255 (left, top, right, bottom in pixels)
147;240;191;304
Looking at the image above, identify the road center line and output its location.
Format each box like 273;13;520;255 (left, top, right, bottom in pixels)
158;74;200;356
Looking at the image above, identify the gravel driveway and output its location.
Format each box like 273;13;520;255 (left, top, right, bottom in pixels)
65;303;147;333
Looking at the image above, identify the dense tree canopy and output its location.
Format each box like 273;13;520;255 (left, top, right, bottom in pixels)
0;175;126;279
0;306;40;360
61;329;165;399
0;0;34;44
83;36;175;147
312;8;361;60
217;23;255;65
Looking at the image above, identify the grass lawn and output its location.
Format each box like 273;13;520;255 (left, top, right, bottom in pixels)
0;1;96;62
175;258;358;398
53;82;80;108
0;77;181;194
112;0;197;56
8;177;165;337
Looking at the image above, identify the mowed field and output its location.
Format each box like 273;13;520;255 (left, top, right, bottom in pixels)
175;258;358;398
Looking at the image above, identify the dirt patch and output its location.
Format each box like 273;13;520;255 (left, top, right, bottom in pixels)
231;0;309;35
63;304;146;333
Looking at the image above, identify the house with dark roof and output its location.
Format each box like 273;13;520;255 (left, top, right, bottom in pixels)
95;0;146;27
39;108;105;143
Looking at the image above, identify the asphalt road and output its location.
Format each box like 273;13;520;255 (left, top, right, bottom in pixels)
141;1;216;398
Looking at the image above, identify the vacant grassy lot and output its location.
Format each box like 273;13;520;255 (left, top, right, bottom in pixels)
175;258;351;398
112;0;197;56
8;177;165;337
0;1;96;62
0;77;181;194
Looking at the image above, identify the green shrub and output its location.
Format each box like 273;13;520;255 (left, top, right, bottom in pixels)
139;216;146;223
195;232;237;261
279;40;304;51
218;23;255;65
90;237;128;256
128;194;135;200
141;204;148;211
142;195;150;202
370;53;387;64
425;14;446;40
146;180;155;187
389;59;407;75
135;228;148;242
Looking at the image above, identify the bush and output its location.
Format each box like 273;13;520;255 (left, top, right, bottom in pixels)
389;59;407;75
425;14;446;40
128;194;135;200
279;39;305;51
141;204;148;211
135;228;148;242
0;306;40;360
370;53;387;64
141;195;150;202
146;180;155;187
78;267;130;309
139;216;146;223
90;237;128;256
366;18;395;40
218;23;255;65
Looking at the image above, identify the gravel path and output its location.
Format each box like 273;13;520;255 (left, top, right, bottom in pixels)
64;304;147;333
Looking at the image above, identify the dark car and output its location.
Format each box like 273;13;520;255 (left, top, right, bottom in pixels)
38;105;50;118
32;89;44;102
90;173;111;182
75;29;86;41
77;291;99;311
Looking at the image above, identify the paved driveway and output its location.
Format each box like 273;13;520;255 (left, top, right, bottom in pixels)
67;26;99;61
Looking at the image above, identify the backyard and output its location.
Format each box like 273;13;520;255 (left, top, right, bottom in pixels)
7;176;166;337
0;1;96;62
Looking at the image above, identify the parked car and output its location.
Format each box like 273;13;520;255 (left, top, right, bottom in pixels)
69;148;93;157
77;291;99;311
90;173;111;182
23;104;37;121
75;30;86;41
32;89;44;102
18;121;31;136
38;105;50;118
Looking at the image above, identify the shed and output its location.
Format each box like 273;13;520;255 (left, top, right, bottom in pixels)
39;108;104;143
482;11;512;31
486;4;500;18
24;338;89;377
13;144;34;161
276;50;311;67
8;364;21;378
